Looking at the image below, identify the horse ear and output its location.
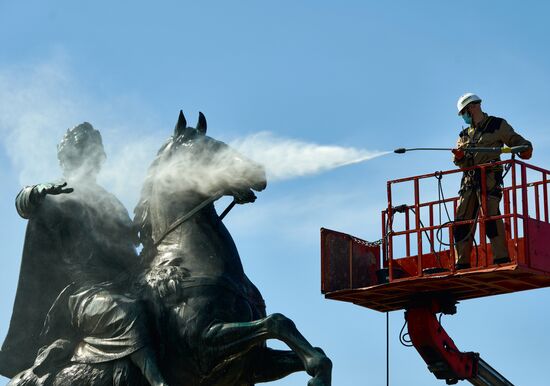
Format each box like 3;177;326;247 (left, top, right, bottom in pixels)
197;112;207;134
174;110;187;135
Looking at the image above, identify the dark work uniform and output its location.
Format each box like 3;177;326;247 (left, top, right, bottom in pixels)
452;113;532;265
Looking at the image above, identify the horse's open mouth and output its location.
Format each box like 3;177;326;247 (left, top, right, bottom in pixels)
253;178;267;192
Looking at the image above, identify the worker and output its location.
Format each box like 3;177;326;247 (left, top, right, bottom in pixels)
451;93;533;269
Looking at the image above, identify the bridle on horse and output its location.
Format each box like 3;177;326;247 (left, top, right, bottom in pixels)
152;192;236;247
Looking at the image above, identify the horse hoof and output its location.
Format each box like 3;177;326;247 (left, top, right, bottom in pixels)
308;376;331;386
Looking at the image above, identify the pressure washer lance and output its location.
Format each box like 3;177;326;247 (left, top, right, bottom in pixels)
394;145;529;155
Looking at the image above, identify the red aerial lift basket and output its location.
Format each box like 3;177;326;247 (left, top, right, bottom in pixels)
321;159;550;312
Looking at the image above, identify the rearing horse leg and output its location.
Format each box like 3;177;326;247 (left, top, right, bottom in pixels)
244;347;304;383
204;313;332;386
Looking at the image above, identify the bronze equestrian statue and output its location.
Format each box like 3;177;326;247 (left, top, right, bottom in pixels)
0;112;332;386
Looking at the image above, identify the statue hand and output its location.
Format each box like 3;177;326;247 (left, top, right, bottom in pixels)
232;189;257;204
35;182;74;197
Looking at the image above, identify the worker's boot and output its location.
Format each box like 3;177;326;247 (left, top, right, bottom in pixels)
490;234;510;265
487;215;510;265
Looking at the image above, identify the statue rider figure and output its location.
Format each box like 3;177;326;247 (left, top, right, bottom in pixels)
0;123;167;386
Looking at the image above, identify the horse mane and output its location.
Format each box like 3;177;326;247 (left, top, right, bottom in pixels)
134;136;174;259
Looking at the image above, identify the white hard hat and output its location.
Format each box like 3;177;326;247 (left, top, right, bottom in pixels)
457;93;482;115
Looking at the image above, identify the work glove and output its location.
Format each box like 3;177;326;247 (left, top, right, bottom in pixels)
451;148;465;160
518;147;533;160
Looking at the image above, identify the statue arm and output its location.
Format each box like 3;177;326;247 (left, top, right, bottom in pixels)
15;182;74;219
15;185;42;219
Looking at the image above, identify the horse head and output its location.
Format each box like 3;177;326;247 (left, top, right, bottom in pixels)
135;110;267;265
156;110;266;199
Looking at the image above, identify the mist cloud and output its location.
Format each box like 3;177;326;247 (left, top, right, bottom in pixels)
0;55;388;212
231;132;389;181
0;58;81;184
0;55;158;208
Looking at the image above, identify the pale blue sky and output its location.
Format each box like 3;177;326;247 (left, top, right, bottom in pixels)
1;1;550;385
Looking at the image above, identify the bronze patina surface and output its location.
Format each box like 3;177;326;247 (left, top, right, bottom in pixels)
0;112;331;386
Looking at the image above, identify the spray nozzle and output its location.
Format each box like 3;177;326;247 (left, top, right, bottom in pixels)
394;147;453;154
503;145;529;154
